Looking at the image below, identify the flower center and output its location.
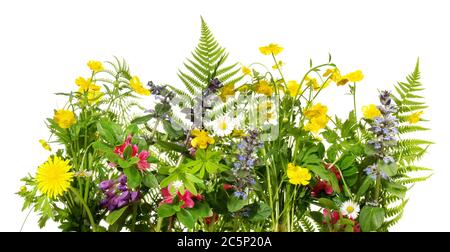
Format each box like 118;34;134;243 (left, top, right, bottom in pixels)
219;121;228;130
346;206;354;213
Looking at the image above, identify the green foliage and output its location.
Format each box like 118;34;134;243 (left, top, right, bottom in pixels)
379;59;432;231
177;17;243;99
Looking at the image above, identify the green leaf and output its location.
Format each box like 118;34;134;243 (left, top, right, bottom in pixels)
317;198;338;210
190;201;212;220
356;176;373;198
156;140;186;153
184;180;198;195
379;161;398;177
130;114;153;125
249;203;272;222
123;168;141;189
162;120;184;138
106;206;129;225
383;180;407;198
307;165;341;193
142;172;159;189
322;130;338;143
227;196;247;212
157;204;176;218
359;206;385;232
177;209;195;229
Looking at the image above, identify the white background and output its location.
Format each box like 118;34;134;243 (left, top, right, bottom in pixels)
0;0;448;231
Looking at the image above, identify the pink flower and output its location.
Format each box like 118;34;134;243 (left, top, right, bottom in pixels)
161;187;174;204
114;134;138;158
178;190;195;209
323;209;340;225
160;187;202;209
137;150;150;171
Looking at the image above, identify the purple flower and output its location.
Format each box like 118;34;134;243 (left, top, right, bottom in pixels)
233;191;247;199
118;184;128;192
99;173;140;211
118;174;127;185
99;180;115;191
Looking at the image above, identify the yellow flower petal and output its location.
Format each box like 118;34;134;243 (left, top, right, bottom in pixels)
362;104;382;120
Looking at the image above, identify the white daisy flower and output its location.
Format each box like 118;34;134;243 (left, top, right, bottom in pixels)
340;200;360;219
211;116;235;137
172;180;184;190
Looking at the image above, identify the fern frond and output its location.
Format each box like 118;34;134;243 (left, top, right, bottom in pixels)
300;216;318;232
177;17;242;99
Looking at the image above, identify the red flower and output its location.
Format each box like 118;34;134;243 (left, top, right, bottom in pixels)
137;150;150;171
223;184;234;190
114;135;138;158
323;209;340;225
325;163;341;181
353;221;361;232
311;180;333;197
205;212;219;225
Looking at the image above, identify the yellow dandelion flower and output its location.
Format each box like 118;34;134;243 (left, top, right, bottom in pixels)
190;129;215;149
130;76;150;96
36;156;74;199
362;104;382;120
39;139;51;151
54;109;76;129
259;43;284;56
87;60;104;72
408;111;423;124
287;163;311;185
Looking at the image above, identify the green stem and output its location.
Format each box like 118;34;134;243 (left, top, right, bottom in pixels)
70;187;97;232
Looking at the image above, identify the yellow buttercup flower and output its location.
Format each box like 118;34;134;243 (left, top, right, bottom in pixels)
259;43;284;56
75;77;93;92
287;163;311;185
36;156;74;199
39;139;51;151
219;83;235;101
344;70;364;82
255;80;274;96
87;60;104;72
408;111;423;124
242;66;252;76
129;76;150;96
323;68;341;82
362;104;382;120
304;103;329;133
54;109;76;129
190;129;215;149
287;80;301;97
304;115;329;133
304;103;328;119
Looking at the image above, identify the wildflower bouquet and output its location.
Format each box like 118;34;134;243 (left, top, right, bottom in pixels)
18;18;432;232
